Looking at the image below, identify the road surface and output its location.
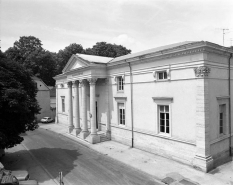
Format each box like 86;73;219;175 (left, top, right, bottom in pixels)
2;128;160;185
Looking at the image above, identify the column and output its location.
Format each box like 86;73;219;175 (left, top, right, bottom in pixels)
79;79;89;139
73;80;81;136
87;78;100;144
55;84;59;124
67;81;74;133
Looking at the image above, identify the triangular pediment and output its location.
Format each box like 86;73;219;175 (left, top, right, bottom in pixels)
62;55;90;73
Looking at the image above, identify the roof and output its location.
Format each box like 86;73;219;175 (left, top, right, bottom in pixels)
76;54;113;63
110;41;198;63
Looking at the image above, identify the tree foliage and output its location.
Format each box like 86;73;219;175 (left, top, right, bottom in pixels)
0;51;40;149
5;36;56;86
56;43;84;74
84;42;131;58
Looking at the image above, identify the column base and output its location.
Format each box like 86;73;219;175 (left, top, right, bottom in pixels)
68;126;74;133
193;155;213;172
106;130;111;139
86;134;100;144
74;128;82;136
79;131;90;139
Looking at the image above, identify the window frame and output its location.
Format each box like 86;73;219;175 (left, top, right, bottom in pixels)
118;103;125;126
216;96;229;138
157;71;168;80
152;97;173;137
158;105;170;135
153;69;170;81
117;76;124;91
219;104;226;136
61;96;65;113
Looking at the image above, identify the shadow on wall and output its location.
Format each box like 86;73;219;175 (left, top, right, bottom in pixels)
1;147;81;184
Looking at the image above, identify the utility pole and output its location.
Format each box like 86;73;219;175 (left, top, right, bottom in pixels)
221;28;229;46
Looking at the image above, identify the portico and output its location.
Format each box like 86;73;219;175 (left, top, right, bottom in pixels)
54;54;113;144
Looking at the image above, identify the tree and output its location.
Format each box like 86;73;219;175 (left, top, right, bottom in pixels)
26;50;57;86
84;42;131;58
4;36;56;86
5;36;43;64
0;52;40;149
56;43;84;74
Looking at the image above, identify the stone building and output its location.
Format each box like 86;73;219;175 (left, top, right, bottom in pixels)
53;41;233;172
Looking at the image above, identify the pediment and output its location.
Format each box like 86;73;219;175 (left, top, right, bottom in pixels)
62;55;90;73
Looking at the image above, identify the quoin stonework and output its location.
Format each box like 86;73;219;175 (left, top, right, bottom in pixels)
53;41;233;172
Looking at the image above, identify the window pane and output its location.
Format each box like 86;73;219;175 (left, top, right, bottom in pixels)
160;119;165;126
160;106;164;112
166;120;169;127
160;113;165;119
220;126;223;134
160;125;165;132
166;126;169;133
165;106;169;112
166;113;169;119
220;113;223;119
159;73;163;79
164;72;167;79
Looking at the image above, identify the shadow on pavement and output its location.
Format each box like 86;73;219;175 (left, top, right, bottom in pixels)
1;147;81;184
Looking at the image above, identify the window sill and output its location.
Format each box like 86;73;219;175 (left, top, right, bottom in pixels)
157;132;171;138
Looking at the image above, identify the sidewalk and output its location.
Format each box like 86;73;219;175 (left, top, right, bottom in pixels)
40;123;233;185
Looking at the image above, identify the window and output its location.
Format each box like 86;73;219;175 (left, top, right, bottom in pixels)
219;104;226;135
61;97;65;112
159;105;170;134
117;76;124;91
158;71;167;80
118;103;125;125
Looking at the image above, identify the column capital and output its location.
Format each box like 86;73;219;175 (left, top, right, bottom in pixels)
67;81;72;88
79;79;88;87
88;78;98;85
72;80;79;87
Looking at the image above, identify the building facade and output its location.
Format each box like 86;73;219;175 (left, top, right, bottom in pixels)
32;76;52;121
54;41;233;172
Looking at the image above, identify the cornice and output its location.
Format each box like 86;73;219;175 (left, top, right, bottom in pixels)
107;43;233;68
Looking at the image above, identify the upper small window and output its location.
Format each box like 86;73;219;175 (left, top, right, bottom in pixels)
117;76;124;91
158;71;167;80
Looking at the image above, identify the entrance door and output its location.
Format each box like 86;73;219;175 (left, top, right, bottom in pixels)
96;101;98;129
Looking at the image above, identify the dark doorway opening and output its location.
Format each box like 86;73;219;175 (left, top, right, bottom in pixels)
96;101;98;129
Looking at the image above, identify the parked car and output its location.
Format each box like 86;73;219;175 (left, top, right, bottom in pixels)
0;174;37;185
0;169;29;181
40;117;53;123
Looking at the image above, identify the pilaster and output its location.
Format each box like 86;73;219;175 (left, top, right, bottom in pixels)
193;66;213;172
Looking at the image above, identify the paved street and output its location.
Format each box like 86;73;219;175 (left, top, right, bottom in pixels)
1;128;160;185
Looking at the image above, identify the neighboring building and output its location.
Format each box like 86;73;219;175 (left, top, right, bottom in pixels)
53;41;233;172
49;86;56;119
32;76;51;121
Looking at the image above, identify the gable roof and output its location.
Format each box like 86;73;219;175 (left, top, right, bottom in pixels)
62;54;113;73
31;76;50;91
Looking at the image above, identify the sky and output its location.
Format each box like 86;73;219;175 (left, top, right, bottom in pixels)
0;0;233;54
